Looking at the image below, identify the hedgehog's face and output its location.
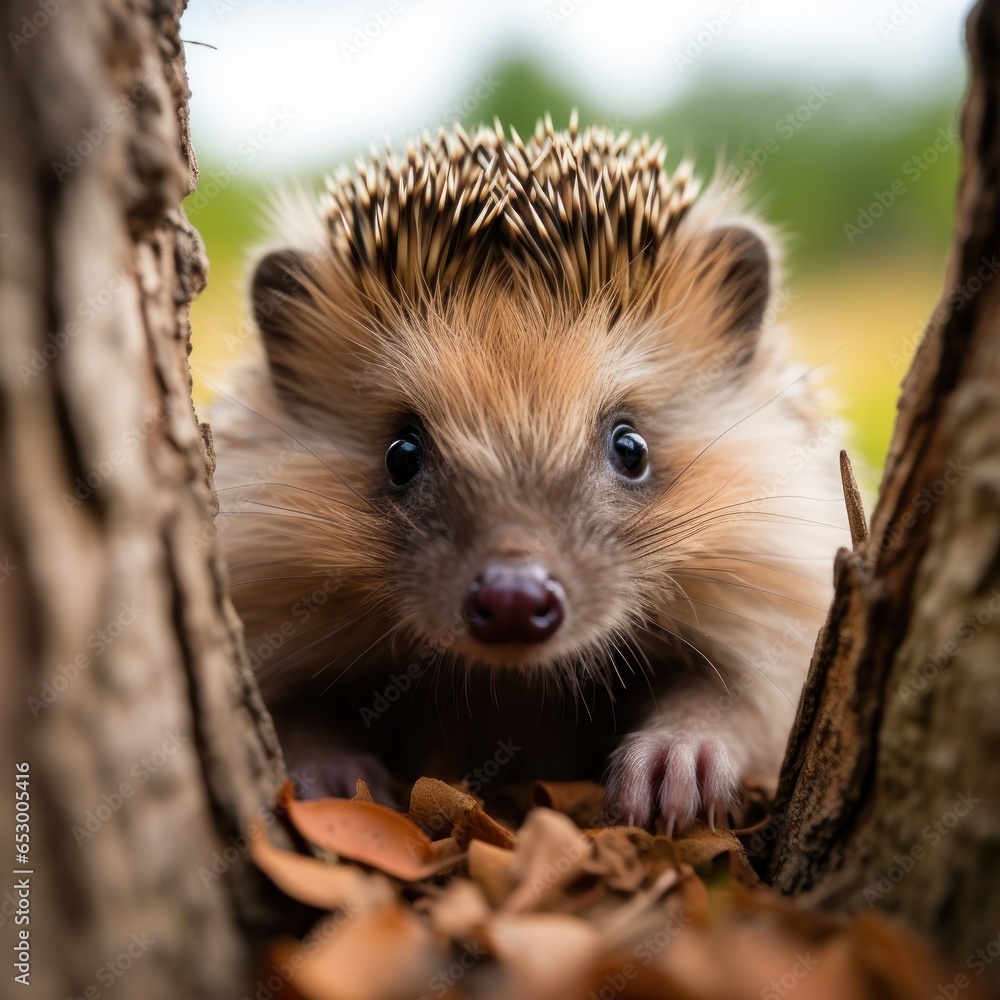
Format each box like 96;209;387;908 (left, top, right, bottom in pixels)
250;214;775;675
296;281;652;673
383;421;649;669
372;364;656;671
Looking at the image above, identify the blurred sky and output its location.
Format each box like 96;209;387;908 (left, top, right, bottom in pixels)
181;0;971;172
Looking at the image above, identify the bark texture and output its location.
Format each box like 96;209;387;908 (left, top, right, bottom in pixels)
0;2;283;997
767;0;1000;987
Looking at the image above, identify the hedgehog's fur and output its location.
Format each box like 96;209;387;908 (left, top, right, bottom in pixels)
209;116;847;833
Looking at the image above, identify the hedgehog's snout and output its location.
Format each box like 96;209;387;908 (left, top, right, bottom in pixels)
463;559;565;645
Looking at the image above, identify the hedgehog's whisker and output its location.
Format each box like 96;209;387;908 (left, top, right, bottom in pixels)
314;622;398;694
633;492;843;540
676;557;829;587
661;572;701;629
219;480;370;515
666;572;829;614
610;623;655;683
218;497;389;543
626;461;750;537
218;508;330;524
600;628;657;720
645;618;731;700
259;587;393;677
220;498;341;522
647;612;795;709
569;659;595;724
229;573;348;589
709;548;836;562
627;494;845;547
196;369;385;517
700;576;830;614
666;593;813;648
649;343;856;507
630;510;847;558
604;635;629;691
258;611;394;690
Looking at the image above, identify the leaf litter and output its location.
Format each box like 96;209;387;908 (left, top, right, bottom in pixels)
247;777;980;1000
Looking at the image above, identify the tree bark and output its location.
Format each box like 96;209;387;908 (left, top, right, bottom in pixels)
767;0;1000;989
0;2;283;998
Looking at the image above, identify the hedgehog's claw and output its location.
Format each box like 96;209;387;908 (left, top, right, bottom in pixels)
605;731;740;837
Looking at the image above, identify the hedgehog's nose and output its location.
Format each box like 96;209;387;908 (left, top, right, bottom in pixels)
464;561;565;644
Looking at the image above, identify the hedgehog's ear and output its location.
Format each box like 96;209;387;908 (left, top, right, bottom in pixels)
707;224;772;347
251;248;319;406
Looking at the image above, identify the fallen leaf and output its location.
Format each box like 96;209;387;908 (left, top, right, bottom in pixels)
283;785;451;881
409;776;480;836
671;824;759;885
249;820;394;913
531;781;606;828
503;809;598;913
453;807;517;850
485;912;600;990
596;867;685;939
468;839;518;908
421;879;492;939
676;869;710;925
586;826;651;893
849;911;982;1000
259;938;315;1000
430;836;464;862
411;776;517;849
280;905;444;1000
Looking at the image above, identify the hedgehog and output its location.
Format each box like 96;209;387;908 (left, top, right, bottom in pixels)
208;112;847;833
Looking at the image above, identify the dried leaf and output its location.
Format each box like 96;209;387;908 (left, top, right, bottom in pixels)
430;836;464;861
586;826;652;893
468;839;518;907
572;953;691;1000
532;780;606;827
849;912;981;1000
596;867;684;939
249;820;394;913
728;888;847;943
259;938;315;1000
411;776;517;850
422;879;492;939
453;807;517;850
503;809;598;913
485;912;600;990
676;869;710;924
283;784;450;881
671;825;741;868
280;906;443;1000
670;824;759;886
409;776;479;835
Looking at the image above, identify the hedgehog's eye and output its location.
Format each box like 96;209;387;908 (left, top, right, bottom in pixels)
385;428;423;487
609;424;648;480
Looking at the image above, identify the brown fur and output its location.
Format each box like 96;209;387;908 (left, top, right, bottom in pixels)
208;118;848;828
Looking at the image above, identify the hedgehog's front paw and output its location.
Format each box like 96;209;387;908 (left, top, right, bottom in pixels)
286;746;396;806
604;731;741;836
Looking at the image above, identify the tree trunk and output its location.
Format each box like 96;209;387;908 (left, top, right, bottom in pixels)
766;0;1000;989
0;2;283;998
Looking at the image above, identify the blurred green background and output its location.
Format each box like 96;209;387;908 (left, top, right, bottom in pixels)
185;56;962;491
